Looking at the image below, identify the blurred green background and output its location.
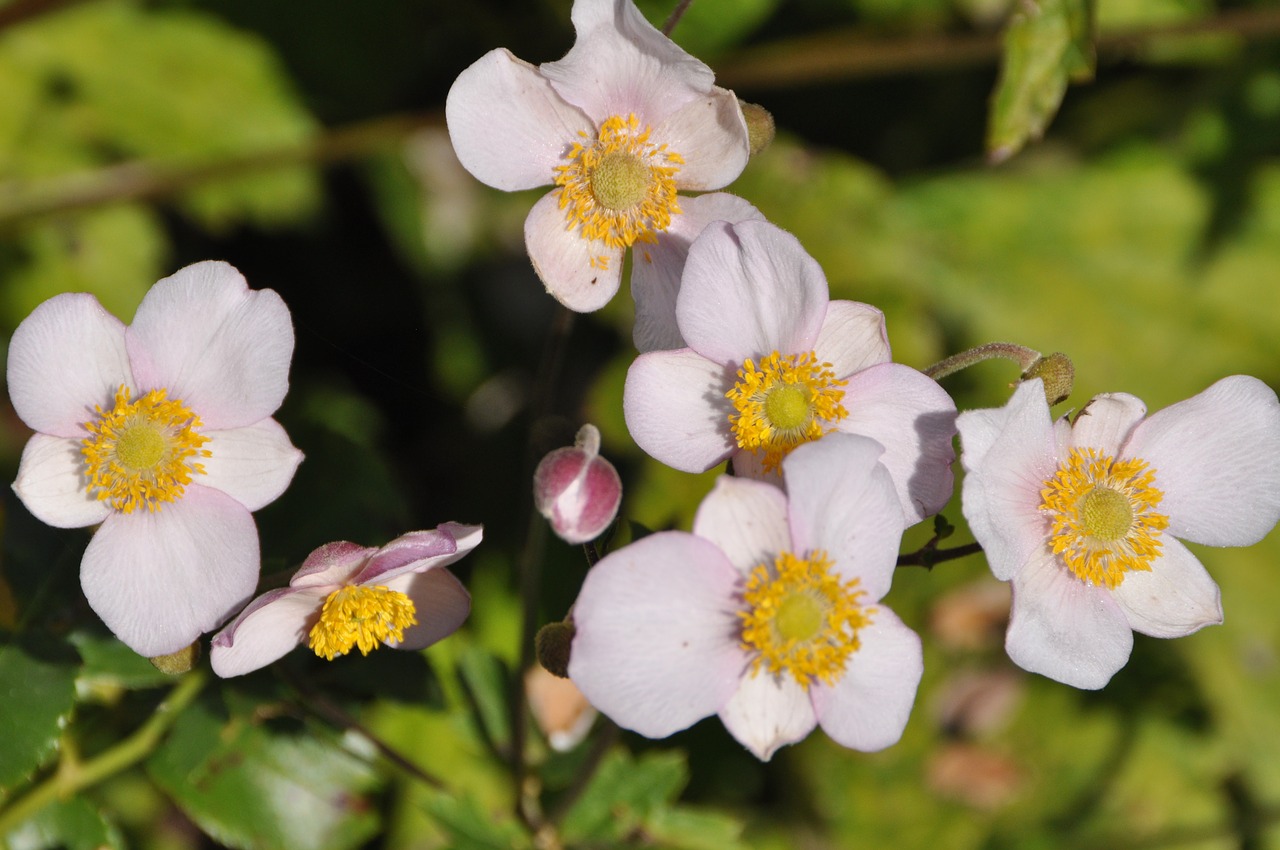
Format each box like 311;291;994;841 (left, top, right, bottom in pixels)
2;0;1279;847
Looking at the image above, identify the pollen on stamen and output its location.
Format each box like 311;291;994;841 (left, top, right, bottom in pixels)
80;385;211;513
726;351;848;473
308;585;418;661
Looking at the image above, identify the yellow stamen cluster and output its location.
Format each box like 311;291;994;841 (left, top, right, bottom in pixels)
307;585;418;661
726;351;849;473
1040;447;1169;588
81;385;211;513
553;113;683;268
739;550;872;689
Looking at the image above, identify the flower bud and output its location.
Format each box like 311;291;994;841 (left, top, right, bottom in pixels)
1020;352;1074;406
533;424;622;544
150;640;200;675
536;620;576;679
741;102;776;158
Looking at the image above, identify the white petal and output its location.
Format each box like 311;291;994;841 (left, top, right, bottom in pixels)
658;87;749;191
677;221;828;366
126;261;294;430
524;191;624;312
385;568;471;650
1111;537;1223;639
1070;392;1147;455
1005;548;1133;690
356;524;484;584
7;293;131;438
718;671;816;761
632;192;764;353
445;49;593;191
623;349;735;472
692;476;790;576
12;434;110;528
209;588;324;677
81;485;260;657
568;531;745;738
783;434;904;602
200;419;303;511
1124;375;1280;546
811;607;923;752
814;301;892;377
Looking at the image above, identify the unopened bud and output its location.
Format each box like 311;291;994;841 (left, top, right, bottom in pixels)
536;620;576;679
741;102;776;158
150;641;200;675
1021;352;1074;406
533;424;622;545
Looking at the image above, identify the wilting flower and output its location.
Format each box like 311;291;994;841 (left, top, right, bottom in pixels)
8;262;302;656
957;376;1280;689
210;524;480;677
569;434;923;760
533;423;622;544
445;0;752;312
624;219;957;524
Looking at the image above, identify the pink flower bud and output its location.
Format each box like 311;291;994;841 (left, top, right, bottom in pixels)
533;424;622;544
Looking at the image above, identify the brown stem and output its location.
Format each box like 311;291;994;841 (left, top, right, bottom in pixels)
662;0;694;36
897;541;984;569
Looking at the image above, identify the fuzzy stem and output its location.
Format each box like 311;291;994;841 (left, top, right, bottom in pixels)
923;342;1041;382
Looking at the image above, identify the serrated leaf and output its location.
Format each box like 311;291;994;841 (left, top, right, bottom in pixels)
4;795;124;850
560;749;687;843
0;637;79;793
418;790;530;850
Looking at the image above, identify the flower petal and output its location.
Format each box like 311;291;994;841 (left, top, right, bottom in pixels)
1070;392;1147;456
1123;375;1280;546
692;475;790;576
7;293;131;438
677;220;828;366
209;587;324;677
835;363;957;525
811;607;923;752
355;524;484;585
568;531;744;738
126;261;294;430
445;48;593;191
957;381;1057;581
783;434;904;601
292;541;375;588
524;190;625;312
632;192;764;353
200;419;303;511
1005;548;1133;690
1111;537;1223;639
623;348;735;472
658;87;749;191
385;568;472;650
81;484;260;657
814;301;892;377
12;434;110;528
718;671;816;761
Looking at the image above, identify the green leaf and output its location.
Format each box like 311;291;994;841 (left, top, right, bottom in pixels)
560;749;687;843
418;790;531;850
147;697;381;850
68;631;173;694
987;0;1095;160
456;644;512;755
0;637;79;793
634;0;778;59
644;806;747;850
4;795;124;850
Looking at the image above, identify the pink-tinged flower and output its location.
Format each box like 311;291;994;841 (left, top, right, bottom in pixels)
210;524;480;677
624;219;957;525
957;376;1280;689
445;0;752;313
533;424;622;544
569;433;923;760
7;261;302;657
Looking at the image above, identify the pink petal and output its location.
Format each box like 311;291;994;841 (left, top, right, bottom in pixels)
1123;375;1280;547
354;524;483;585
657;87;749;191
126;261;294;430
1069;392;1147;456
835;363;957;525
568;531;745;738
623;348;735;472
543;0;713;125
384;568;471;650
957;381;1057;582
1111;537;1222;639
677;221;828;366
445;49;594;191
632;192;764;353
80;484;260;657
1005;548;1133;690
200;419;303;512
783;434;905;602
12;434;111;529
718;671;816;761
811;607;923;752
813;301;891;377
524;191;625;312
209;587;324;677
7;293;131;438
292;541;376;588
692;476;791;577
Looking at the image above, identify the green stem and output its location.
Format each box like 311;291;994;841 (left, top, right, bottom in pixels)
923;342;1041;382
0;670;207;836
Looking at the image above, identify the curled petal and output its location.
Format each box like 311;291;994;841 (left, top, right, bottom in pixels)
719;671;816;761
524;191;625;312
355;524;483;585
291;541;377;588
12;434;111;529
209;588;324;677
1070;392;1147;456
814;301;891;377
